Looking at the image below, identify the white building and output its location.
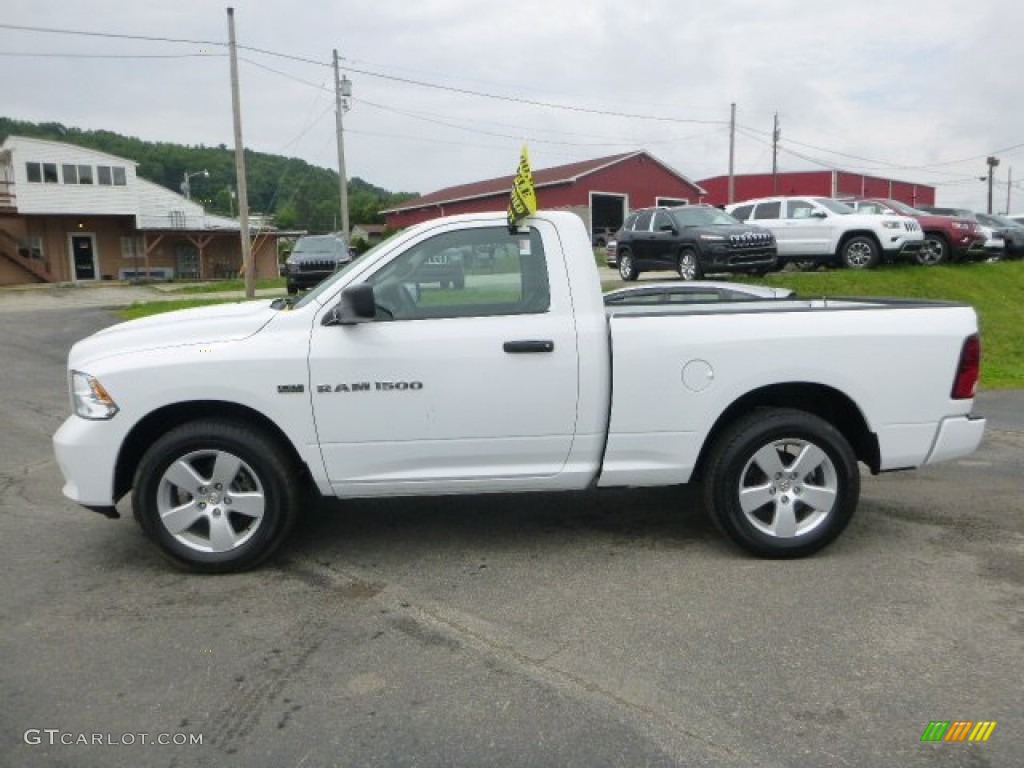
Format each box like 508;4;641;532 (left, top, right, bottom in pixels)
0;135;279;285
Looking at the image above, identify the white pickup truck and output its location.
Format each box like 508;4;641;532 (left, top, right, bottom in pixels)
54;211;986;572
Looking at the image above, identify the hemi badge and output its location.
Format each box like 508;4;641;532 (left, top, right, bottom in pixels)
277;384;305;394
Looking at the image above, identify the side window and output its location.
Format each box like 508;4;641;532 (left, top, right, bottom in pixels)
787;200;815;219
634;210;654;231
652;211;674;231
753;202;781;220
857;203;881;215
367;226;549;321
731;204;753;221
623;213;639;231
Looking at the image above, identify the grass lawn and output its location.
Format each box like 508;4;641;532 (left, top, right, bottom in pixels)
159;277;286;294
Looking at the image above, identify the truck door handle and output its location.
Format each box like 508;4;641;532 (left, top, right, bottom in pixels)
503;340;554;354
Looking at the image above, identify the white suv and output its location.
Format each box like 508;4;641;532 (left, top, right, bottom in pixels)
726;196;923;269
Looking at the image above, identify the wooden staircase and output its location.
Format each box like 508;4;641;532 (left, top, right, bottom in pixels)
0;229;51;284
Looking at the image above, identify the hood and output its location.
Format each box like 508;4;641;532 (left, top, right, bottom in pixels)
70;300;279;368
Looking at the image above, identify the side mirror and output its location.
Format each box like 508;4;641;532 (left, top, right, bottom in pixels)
812;211;828;219
658;224;677;234
323;283;376;326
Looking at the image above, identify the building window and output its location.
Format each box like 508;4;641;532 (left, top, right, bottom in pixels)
18;236;44;260
97;166;112;185
112;167;127;186
62;164;79;184
78;165;93;184
26;162;59;183
120;236;145;259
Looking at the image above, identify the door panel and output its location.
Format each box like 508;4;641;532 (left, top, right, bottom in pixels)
71;235;97;280
308;223;580;494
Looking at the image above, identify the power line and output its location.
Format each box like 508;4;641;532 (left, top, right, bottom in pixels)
0;51;224;59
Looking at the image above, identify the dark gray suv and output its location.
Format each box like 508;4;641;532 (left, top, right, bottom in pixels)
284;234;352;294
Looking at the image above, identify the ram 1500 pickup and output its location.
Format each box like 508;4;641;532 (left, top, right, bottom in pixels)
54;211;986;572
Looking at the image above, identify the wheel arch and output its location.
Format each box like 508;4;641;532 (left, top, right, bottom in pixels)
836;229;882;254
693;382;880;479
114;400;310;501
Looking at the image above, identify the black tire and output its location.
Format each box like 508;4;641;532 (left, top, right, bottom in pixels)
917;234;948;266
454;272;466;290
132;420;301;573
702;407;860;558
287;282;299;295
618;250;638;281
839;236;880;269
677;248;703;281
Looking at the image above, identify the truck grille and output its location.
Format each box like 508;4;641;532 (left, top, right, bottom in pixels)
729;232;774;248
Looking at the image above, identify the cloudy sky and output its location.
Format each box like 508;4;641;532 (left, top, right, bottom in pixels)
3;0;1022;210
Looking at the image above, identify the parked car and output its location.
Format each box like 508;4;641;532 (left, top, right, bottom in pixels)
726;196;924;270
604;281;793;306
917;207;1005;258
843;198;986;265
284;234;353;294
974;213;1024;259
610;205;777;281
592;226;616;247
1006;212;1024;226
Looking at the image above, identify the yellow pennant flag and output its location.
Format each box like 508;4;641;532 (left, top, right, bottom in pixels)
507;145;537;228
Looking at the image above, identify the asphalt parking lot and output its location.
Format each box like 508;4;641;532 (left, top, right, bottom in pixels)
0;291;1021;767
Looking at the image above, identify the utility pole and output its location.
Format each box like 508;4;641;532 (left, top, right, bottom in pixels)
727;102;736;205
771;113;780;194
986;156;1000;215
227;7;254;298
1006;167;1012;214
333;49;351;238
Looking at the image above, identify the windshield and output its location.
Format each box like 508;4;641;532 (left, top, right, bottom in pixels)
814;198;855;215
291;231;403;310
882;199;923;216
670;207;741;227
983;213;1022;228
292;235;344;255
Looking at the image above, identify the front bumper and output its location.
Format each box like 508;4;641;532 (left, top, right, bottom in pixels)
53;415;123;507
924;415;986;465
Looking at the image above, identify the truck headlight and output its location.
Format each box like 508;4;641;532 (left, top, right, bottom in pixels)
881;221;901;230
699;234;726;242
71;371;119;420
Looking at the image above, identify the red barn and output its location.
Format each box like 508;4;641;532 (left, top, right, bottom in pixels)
698;170;935;208
382;151;705;238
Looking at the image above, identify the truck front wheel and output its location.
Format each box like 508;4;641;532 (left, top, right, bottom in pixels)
132;420;301;573
702;408;859;558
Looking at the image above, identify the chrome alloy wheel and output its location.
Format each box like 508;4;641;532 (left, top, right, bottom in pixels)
737;438;838;539
844;239;876;269
156;449;266;553
678;251;698;280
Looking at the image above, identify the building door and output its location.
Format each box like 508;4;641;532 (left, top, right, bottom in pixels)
69;234;98;281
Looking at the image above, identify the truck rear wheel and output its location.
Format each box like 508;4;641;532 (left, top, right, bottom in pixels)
132;420;301;573
702;408;859;558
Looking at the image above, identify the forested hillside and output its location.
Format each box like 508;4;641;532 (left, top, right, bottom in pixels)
0;117;417;233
